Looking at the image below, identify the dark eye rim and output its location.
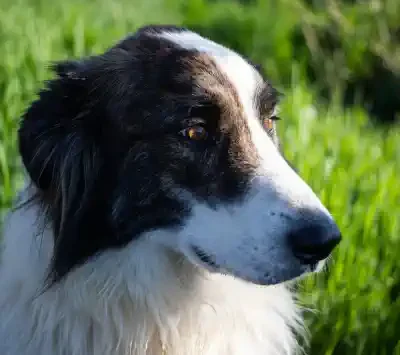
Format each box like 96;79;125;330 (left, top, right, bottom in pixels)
269;115;281;121
178;124;209;140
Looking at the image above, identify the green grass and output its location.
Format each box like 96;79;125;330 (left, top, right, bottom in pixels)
281;79;400;355
0;0;399;354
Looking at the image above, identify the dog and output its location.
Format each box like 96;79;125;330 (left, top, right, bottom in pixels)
0;25;341;355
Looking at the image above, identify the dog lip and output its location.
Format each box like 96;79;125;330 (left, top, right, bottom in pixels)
309;262;318;271
294;253;321;266
189;248;318;286
191;245;219;268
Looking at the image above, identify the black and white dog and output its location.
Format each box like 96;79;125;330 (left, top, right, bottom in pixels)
0;25;341;355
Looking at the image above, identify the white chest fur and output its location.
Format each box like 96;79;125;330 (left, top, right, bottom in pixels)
0;196;302;355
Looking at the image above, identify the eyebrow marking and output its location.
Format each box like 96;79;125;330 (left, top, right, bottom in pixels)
158;30;263;123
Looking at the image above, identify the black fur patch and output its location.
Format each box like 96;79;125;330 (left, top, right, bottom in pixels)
18;25;279;283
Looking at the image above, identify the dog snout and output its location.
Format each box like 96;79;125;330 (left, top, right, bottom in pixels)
287;219;341;265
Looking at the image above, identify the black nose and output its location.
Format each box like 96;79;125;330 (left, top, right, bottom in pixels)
288;223;341;264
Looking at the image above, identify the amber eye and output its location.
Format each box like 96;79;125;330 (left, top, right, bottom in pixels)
263;118;274;131
180;125;208;140
262;116;280;131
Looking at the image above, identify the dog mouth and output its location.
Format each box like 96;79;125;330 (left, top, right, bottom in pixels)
190;245;320;286
191;245;220;269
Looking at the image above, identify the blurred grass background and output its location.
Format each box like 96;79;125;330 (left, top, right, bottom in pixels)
0;0;399;354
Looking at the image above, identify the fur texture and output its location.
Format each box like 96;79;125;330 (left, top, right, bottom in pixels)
0;25;340;355
0;187;301;355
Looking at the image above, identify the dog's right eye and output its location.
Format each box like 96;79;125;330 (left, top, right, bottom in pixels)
179;126;208;141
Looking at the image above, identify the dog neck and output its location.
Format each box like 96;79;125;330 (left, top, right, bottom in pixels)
0;189;303;355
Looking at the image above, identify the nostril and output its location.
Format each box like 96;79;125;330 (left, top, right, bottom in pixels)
288;224;341;264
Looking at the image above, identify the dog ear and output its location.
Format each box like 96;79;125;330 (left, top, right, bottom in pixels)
18;59;111;283
19;60;89;190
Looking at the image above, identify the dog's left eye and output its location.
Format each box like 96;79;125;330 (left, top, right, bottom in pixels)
179;125;208;141
262;116;280;131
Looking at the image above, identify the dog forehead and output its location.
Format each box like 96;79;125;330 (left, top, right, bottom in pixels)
156;30;262;118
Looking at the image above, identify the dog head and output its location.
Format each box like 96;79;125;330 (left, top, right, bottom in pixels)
19;25;341;285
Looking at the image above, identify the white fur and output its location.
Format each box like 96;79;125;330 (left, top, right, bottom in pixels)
0;29;337;355
0;185;302;355
160;30;337;285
